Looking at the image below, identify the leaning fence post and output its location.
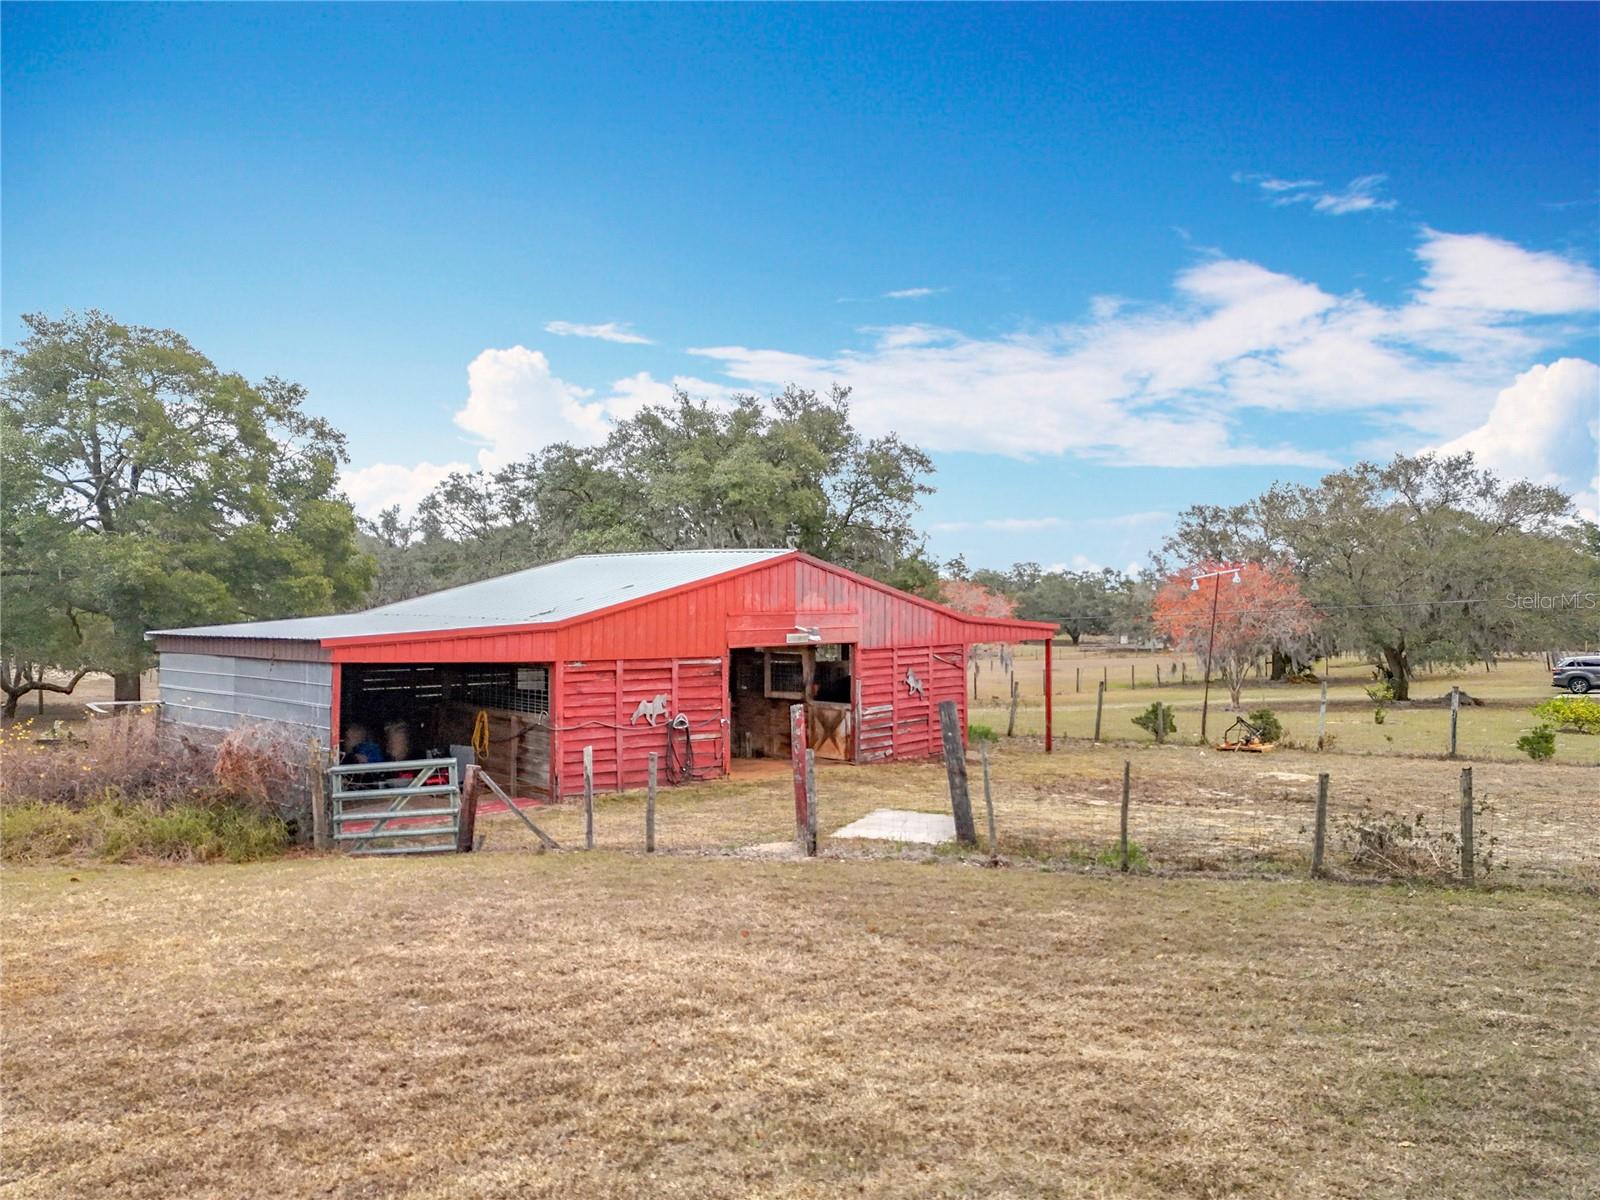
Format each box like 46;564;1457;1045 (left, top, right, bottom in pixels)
1093;680;1106;743
1316;680;1328;751
646;752;657;853
309;738;329;851
1119;760;1131;873
980;740;998;864
1311;773;1329;877
804;748;818;856
939;699;978;846
583;745;595;850
1459;767;1474;885
1449;686;1460;759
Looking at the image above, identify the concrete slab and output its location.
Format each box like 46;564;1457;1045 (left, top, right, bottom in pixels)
830;809;955;845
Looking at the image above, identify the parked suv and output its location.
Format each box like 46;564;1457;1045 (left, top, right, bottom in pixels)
1552;657;1600;694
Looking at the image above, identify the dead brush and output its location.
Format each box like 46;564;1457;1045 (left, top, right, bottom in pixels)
1333;803;1497;881
0;711;205;809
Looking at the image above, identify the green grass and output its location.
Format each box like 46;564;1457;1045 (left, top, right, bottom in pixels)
0;801;289;864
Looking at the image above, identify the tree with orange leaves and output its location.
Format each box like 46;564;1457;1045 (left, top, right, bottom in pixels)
939;578;1016;620
1153;562;1320;709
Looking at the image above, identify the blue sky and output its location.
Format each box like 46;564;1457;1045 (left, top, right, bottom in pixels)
5;3;1598;572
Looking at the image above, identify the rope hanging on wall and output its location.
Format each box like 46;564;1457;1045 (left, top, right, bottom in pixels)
664;712;694;784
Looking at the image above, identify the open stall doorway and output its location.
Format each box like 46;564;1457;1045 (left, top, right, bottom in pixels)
729;644;854;762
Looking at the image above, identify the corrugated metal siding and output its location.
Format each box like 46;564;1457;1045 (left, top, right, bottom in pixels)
856;644;965;763
159;652;332;739
151;635;330;662
556;656;727;797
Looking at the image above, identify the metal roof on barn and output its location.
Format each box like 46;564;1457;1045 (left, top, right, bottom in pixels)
151;548;794;642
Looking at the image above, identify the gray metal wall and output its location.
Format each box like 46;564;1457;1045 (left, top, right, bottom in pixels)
159;651;332;741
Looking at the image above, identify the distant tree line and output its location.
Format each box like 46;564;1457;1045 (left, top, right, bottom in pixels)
5;309;1595;717
360;384;942;606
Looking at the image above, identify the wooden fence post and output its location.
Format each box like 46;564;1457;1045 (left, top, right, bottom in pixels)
1130;664;1136;690
1006;678;1020;738
1075;666;1081;693
1459;767;1474;885
1449;686;1460;759
1156;664;1162;688
1182;662;1187;685
309;738;329;851
939;700;978;846
1093;680;1106;743
971;658;979;701
583;745;595;850
1119;760;1131;873
790;703;810;850
1316;680;1328;751
457;763;481;853
980;740;997;864
1311;773;1328;877
646;752;657;853
804;748;818;856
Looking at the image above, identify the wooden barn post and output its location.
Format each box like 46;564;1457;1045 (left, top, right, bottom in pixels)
1043;638;1053;754
789;703;810;849
583;745;595;850
939;700;978;846
804;748;818;857
646;752;658;853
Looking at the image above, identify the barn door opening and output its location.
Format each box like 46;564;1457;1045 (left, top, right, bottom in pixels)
336;663;553;799
728;645;853;761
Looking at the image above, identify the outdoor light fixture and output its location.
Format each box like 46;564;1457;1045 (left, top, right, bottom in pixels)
1188;563;1247;742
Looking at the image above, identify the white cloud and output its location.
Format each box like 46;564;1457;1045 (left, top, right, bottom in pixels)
340;460;471;518
684;228;1597;503
1240;172;1397;215
883;286;946;300
543;320;653;345
1433;358;1600;520
453;346;616;469
1413;230;1600;314
932;511;1170;533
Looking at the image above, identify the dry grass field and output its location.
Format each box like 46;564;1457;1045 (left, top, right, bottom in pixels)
4;854;1598;1199
481;740;1600;890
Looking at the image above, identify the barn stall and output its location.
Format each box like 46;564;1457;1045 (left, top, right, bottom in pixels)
152;549;1057;800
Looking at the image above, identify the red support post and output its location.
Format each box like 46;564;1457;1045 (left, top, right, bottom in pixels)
1043;637;1054;754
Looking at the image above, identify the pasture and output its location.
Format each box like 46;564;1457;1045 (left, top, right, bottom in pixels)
970;646;1600;765
4;854;1598;1199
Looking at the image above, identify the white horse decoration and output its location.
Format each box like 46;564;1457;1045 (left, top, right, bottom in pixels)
631;694;670;726
904;668;926;698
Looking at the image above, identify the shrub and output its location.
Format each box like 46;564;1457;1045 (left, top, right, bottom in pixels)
1517;724;1557;761
1246;707;1283;743
1532;696;1600;735
1131;702;1177;741
967;722;999;744
1365;682;1394;725
0;712;297;863
0;800;288;864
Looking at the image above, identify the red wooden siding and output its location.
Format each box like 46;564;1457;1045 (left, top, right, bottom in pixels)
856;644;966;763
556;656;726;797
326;554;1050;666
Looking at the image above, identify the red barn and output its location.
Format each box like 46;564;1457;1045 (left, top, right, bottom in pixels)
152;549;1057;799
